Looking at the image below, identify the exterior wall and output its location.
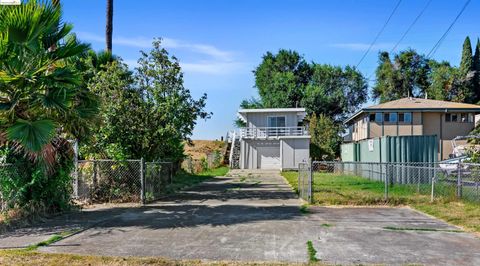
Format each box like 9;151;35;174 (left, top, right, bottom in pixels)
370;121;382;138
240;139;280;169
245;112;300;128
358;138;382;162
341;143;356;162
441;114;475;159
352;115;368;141
280;138;310;169
340;135;437;163
412;112;423;135
347;111;476;161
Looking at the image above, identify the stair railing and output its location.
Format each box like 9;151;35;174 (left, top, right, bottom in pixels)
229;131;236;168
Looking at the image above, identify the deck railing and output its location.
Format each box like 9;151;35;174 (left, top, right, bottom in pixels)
239;127;308;138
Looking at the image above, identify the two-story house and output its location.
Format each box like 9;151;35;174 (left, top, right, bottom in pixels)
235;108;310;170
344;97;480;160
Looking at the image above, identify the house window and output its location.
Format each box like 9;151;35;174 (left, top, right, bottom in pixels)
445;113;451;122
398;112;412;123
369;113;375;122
384;113;390;122
451;113;458;122
268;116;286;127
445;113;473;123
468;113;474;123
389;112;398;122
375;113;383;123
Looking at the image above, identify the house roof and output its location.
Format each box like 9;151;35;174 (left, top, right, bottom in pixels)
237;108;307;123
238;108;306;114
345;98;480;124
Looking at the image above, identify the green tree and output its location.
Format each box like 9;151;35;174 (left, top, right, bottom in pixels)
458;36;475;103
372;49;430;102
84;39;211;162
234;97;263;127
254;50;312;108
473;38;480;102
302;64;367;121
0;1;95;163
426;61;462;102
309;113;341;160
0;1;97;212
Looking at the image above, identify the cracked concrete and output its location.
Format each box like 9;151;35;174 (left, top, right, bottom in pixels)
2;169;480;264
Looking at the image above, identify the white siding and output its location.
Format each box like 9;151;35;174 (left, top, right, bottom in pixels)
246;112;301;128
280;138;310;169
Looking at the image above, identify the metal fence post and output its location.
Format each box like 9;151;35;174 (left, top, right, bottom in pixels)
384;163;389;201
430;174;435;202
93;160;98;189
140;158;145;204
457;162;462;199
170;162;173;184
309;159;313;203
73;152;79;198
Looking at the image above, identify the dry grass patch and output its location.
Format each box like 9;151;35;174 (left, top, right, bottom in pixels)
0;249;322;266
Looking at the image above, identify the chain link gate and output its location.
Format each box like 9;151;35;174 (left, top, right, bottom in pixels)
298;162;312;203
72;159;174;204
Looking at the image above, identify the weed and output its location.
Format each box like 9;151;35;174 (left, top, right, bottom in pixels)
300;204;310;214
321;223;332;227
306;240;319;262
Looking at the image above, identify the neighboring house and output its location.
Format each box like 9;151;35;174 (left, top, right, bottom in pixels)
344;97;480;160
234;108;310;170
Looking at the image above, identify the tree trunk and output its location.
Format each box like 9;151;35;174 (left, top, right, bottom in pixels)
106;0;113;52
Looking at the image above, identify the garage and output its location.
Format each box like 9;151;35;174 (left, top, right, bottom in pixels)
257;146;281;169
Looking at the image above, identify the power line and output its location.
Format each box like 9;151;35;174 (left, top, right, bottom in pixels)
356;0;403;68
426;0;471;58
390;0;433;53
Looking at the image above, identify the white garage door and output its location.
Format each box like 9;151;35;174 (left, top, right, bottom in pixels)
257;146;281;169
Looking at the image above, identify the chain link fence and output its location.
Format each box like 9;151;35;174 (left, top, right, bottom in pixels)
73;159;174;204
181;151;223;174
0;163;29;212
298;161;480;203
298;162;312;203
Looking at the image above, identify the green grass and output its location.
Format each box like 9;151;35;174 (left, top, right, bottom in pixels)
282;171;433;206
282;171;480;234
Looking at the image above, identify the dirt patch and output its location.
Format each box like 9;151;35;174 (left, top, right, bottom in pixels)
184;140;226;160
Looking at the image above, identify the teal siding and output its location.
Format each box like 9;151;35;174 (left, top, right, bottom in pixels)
340;143;356;161
340;135;437;163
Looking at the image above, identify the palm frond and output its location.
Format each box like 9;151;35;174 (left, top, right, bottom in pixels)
6;119;56;152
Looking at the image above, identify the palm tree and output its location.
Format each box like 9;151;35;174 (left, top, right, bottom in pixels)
106;0;113;52
0;1;97;166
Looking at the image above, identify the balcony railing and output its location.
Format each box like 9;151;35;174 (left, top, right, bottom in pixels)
239;127;308;138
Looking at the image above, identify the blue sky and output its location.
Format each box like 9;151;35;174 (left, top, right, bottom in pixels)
61;0;480;140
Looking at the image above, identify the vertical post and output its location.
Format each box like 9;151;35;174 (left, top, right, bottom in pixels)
170;162;173;184
309;158;313;204
457;161;462;199
92;160;98;189
73;140;79;198
384;163;389;201
431;174;435;202
456;162;462;199
140;158;145;204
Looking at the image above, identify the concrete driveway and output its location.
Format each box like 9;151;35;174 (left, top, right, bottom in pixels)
3;169;480;264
